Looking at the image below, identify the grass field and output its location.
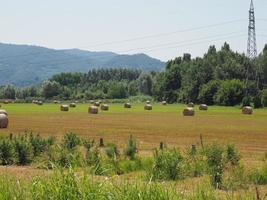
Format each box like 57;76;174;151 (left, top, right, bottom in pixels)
1;103;267;161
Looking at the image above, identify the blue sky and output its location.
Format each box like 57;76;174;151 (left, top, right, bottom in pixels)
0;0;267;61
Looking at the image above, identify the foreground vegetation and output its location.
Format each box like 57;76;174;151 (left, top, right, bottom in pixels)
0;132;266;199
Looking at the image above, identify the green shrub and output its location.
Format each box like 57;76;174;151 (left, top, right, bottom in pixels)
205;143;225;189
249;164;267;185
226;144;241;166
29;133;48;156
63;132;80;151
148;148;184;181
14;136;33;165
0;138;15;165
105;143;120;159
124;135;137;160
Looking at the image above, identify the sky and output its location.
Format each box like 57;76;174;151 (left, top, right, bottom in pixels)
0;0;267;61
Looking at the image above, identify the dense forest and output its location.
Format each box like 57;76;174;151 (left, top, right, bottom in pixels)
1;43;267;107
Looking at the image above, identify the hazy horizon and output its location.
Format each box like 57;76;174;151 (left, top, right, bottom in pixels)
0;0;267;61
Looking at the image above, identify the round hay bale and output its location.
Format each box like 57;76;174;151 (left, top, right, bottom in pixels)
162;101;167;105
146;100;151;104
3;100;9;104
101;104;109;111
54;100;59;104
60;105;69;112
187;102;194;107
242;106;253;115
124;103;132;108
0;109;8;116
37;101;43;105
199;104;208;111
0;114;8;128
89;100;95;104
94;102;100;107
183;107;195;116
70;103;76;108
74;100;79;103
88;106;98;114
144;104;152;110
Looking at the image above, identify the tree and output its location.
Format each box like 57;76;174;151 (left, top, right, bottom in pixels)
42;81;60;99
107;82;127;99
198;80;220;105
3;85;16;99
214;79;245;106
138;73;153;96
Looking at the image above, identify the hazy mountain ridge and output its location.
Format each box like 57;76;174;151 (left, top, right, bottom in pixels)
0;43;165;86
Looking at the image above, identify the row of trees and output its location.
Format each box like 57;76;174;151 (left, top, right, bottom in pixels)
1;43;267;106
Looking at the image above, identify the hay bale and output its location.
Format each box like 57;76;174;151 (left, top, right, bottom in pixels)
70;103;76;108
146;100;151;104
242;106;253;115
88;106;98;114
3;100;9;104
187;102;194;107
89;100;95;104
0;114;8;128
37;101;43;105
183;107;195;116
124;103;132;108
54;100;59;104
199;104;208;111
162;101;167;105
0;109;8;116
74;100;79;103
60;105;69;111
94;102;100;107
144;104;152;110
101;104;109;111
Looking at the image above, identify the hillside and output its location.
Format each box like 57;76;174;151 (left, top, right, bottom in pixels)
0;43;165;86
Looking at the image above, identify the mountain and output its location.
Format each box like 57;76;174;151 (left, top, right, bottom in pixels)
0;43;165;86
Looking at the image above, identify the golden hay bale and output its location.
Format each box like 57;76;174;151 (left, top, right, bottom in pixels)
89;100;95;104
242;106;253;115
162;101;167;105
0;114;8;128
70;103;76;108
187;102;194;107
124;103;132;108
183;107;195;116
88;106;98;114
60;105;69;111
3;100;9;104
54;100;59;104
0;109;8;116
101;104;109;111
199;104;208;111
144;104;152;110
94;102;100;107
146;100;151;104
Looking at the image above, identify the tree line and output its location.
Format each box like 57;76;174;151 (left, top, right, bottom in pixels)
1;43;267;107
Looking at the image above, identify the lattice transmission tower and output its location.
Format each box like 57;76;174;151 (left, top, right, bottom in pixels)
247;0;257;60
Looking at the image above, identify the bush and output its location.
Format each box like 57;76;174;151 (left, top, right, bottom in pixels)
148;148;184;181
105;143;120;159
63;132;80;151
226;144;241;166
14;136;33;165
29;133;48;156
0;138;15;165
205;143;225;189
124;135;137;160
249;164;267;185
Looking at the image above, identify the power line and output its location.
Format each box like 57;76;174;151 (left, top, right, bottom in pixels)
78;19;247;48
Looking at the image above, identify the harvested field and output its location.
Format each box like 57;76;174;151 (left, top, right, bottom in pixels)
0;103;266;161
